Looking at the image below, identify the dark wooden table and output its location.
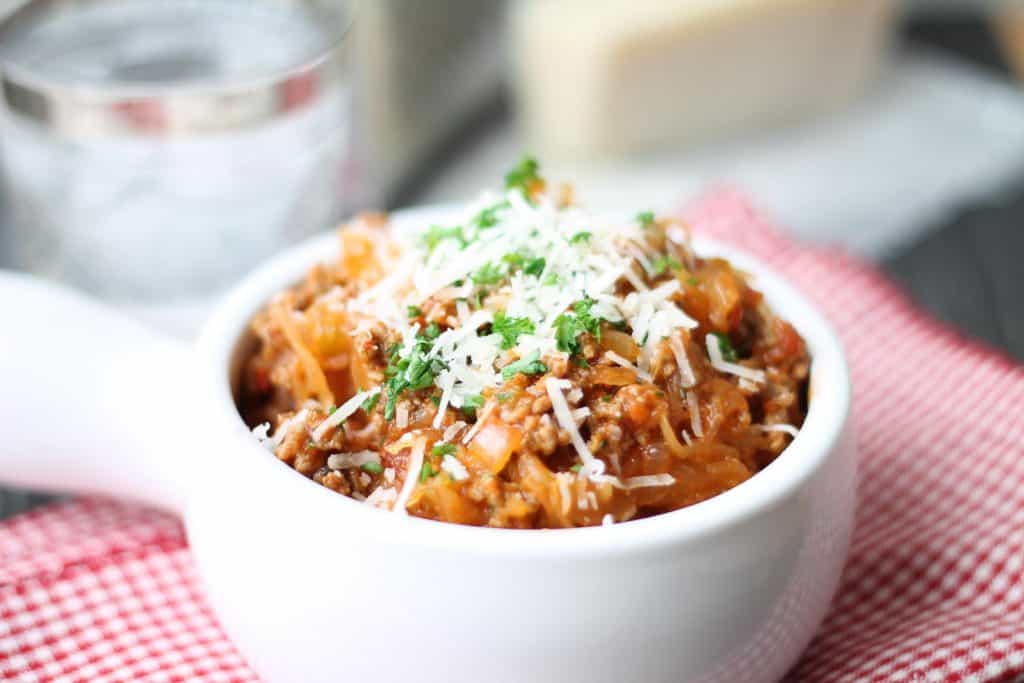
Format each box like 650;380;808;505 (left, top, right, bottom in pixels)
1;18;1021;520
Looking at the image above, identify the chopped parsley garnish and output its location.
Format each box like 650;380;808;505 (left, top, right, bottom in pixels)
422;322;441;340
496;392;514;403
651;255;682;275
501;351;548;380
471;261;504;286
492;311;536;349
384;327;447;420
601;394;613;403
569;231;592;244
461;394;485;419
542;273;560;287
502;252;546;277
712;332;739;362
431;443;457;457
687;276;700;286
474;200;510;228
523;257;546;276
420;462;438;482
406;305;423;319
636;211;655;228
504;156;541;197
570;463;582;473
423;224;467;252
360;461;383;475
554;297;604;356
361;392;380;413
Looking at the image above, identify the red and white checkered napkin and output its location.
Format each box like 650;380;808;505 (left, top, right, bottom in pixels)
2;190;1022;683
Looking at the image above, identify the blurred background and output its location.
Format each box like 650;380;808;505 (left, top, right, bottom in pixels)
0;0;1022;513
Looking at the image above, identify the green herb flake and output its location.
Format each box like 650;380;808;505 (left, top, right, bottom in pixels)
496;392;514;403
420;462;438;482
636;211;656;228
569;231;592;245
555;297;605;356
474;200;510;229
361;392;380;414
423;225;467;252
501;351;549;380
492;311;536;350
384;327;448;420
651;255;682;275
406;305;423;319
360;461;384;475
542;273;560;287
522;256;546;277
431;443;457;458
504;156;541;197
687;276;700;286
712;332;739;362
601;395;613;403
461;394;485;419
423;322;441;340
471;261;504;286
570;464;582;473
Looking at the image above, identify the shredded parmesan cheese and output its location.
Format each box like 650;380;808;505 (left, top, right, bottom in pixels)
669;334;696;388
393;437;427;514
312;389;379;441
759;423;801;438
326;450;380;470
620;474;676;489
686;391;703;438
705;334;767;384
604;351;652;382
547;379;605;478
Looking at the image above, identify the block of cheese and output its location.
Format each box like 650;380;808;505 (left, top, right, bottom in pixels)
511;0;897;159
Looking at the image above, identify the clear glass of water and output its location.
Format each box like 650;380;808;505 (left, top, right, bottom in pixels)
0;0;352;327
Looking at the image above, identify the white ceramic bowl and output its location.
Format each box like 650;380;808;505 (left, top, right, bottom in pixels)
0;205;855;683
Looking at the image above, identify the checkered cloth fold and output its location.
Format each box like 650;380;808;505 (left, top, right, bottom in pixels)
2;190;1022;683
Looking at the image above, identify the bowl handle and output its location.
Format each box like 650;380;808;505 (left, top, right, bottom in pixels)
0;272;195;514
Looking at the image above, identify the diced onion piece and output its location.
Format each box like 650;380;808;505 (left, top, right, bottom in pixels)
312;388;380;441
547;379;605;478
441;454;470;481
461;400;497;444
395;402;409;429
466;418;523;474
591;365;636;387
705;334;766;383
600;329;640;362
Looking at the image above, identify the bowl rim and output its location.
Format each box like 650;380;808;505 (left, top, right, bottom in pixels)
196;203;852;557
